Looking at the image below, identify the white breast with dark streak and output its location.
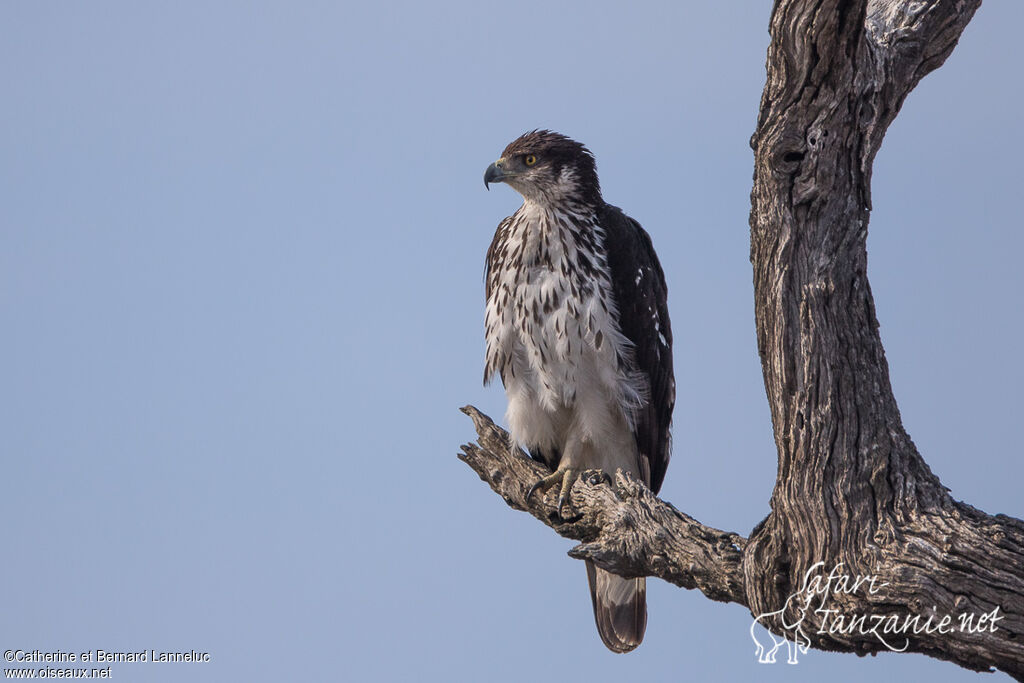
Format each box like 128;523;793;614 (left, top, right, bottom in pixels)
485;200;647;459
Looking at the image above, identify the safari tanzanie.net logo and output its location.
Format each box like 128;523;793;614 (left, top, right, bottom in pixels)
750;561;1003;664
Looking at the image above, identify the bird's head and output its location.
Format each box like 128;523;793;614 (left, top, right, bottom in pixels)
484;130;601;206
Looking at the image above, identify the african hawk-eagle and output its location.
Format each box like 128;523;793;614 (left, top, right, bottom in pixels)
482;130;674;653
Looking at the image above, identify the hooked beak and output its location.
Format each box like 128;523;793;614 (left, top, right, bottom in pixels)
483;159;507;190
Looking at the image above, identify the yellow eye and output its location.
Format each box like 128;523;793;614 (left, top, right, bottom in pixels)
524;154;537;166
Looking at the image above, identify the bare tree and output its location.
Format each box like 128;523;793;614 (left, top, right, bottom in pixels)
459;0;1024;678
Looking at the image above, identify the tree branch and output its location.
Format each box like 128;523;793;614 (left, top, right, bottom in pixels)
461;0;1024;677
458;406;747;605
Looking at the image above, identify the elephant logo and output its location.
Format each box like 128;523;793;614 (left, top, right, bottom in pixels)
750;588;813;664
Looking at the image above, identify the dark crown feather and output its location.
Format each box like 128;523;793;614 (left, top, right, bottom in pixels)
502;130;601;202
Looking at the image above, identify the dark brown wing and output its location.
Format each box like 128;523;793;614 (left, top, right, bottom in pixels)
484;215;512;302
483;215;514;385
598;204;674;494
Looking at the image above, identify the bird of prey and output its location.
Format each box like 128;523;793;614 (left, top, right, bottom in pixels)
482;130;674;652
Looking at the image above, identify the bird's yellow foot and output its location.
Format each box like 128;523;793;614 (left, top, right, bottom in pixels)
526;467;580;519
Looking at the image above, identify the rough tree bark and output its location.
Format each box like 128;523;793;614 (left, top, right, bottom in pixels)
459;0;1024;678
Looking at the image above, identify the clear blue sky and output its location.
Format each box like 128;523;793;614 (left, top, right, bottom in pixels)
2;2;1021;681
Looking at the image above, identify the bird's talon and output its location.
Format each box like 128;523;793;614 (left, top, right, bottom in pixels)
557;491;573;518
525;467;579;519
526;469;560;503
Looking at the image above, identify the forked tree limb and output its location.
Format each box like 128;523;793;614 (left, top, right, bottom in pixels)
458;405;747;604
461;0;1024;678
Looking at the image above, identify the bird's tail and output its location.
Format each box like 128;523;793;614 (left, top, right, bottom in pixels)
586;560;647;653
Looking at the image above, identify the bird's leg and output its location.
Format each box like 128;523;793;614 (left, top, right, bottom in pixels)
505;433;579;515
526;466;580;519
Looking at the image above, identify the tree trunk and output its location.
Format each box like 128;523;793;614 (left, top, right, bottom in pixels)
745;0;1023;675
460;0;1024;677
